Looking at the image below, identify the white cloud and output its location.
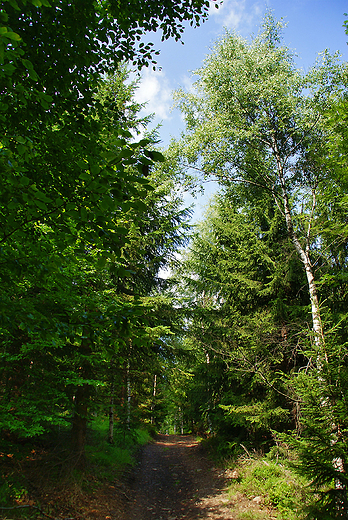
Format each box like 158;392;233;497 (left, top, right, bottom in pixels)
208;0;223;16
181;74;196;94
134;68;172;121
209;0;263;33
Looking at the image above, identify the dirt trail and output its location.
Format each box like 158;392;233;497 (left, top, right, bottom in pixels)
119;434;234;520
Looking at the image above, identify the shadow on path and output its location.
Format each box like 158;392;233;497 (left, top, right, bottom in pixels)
123;434;231;520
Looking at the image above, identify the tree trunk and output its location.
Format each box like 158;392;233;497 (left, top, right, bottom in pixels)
71;332;92;462
151;374;157;425
71;384;88;458
179;407;184;434
274;147;345;493
108;379;115;444
127;361;131;430
274;143;326;361
205;350;213;433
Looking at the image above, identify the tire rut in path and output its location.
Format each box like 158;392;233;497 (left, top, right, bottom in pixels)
122;434;231;520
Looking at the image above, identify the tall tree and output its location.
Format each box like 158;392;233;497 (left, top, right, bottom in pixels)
171;13;348;512
0;62;192;465
173;13;346;370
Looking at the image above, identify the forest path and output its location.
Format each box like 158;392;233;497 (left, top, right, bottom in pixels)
118;434;235;520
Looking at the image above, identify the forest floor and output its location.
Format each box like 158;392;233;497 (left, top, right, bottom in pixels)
1;434;281;520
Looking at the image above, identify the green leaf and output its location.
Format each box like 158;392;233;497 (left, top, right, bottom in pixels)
147;150;166;162
80;206;88;221
130;138;151;149
120;149;134;159
117;266;132;278
32;189;51;203
28;68;39;80
22;59;34;70
19;176;30;186
136;177;151;185
90;164;100;175
4;31;21;41
17;143;26;155
76;160;88;170
34;200;47;211
102;151;118;162
8;0;20;8
8;200;18;210
79;170;90;181
96;255;107;269
2;63;16;74
38;91;53;102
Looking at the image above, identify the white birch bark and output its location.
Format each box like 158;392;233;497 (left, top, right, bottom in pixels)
272;138;326;362
151;374;157;425
273;143;344;489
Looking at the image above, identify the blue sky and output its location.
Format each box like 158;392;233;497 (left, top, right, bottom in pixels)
133;0;348;221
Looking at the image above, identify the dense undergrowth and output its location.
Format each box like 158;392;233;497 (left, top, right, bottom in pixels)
203;437;316;520
228;456;312;520
0;418;151;519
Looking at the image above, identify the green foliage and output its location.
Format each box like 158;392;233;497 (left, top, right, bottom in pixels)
0;439;35;507
172;11;347;360
229;456;312;520
169;191;304;444
279;359;348;518
237;513;268;520
86;416;151;478
0;0;198;450
221;402;289;433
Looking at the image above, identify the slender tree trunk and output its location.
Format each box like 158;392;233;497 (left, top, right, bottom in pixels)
274;143;326;361
108;379;115;444
71;385;88;455
274;147;345;493
127;361;131;430
151;374;157;425
205;350;213;433
71;333;92;462
179;407;184;435
283;196;325;357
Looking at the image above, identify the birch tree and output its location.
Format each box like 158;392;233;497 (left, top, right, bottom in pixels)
172;14;348;512
173;14;346;366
